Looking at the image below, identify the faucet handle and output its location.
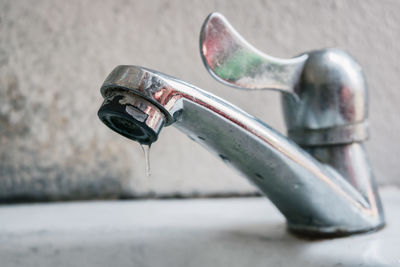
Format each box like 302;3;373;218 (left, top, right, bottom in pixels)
200;12;369;146
200;12;308;97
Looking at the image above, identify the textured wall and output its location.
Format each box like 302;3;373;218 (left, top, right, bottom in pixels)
0;0;399;201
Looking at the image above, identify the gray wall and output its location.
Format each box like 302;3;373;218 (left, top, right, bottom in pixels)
1;0;399;201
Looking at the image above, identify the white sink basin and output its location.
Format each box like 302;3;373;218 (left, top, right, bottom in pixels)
1;187;399;267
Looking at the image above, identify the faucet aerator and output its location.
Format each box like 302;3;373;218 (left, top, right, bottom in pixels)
98;90;166;145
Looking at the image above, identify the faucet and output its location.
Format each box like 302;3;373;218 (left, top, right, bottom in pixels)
97;12;384;237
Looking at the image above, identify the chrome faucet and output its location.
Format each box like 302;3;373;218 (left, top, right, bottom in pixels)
98;12;384;237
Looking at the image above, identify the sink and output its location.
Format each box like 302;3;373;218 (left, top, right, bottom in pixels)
1;187;399;267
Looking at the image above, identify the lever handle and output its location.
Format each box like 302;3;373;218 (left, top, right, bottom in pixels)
200;12;308;96
200;12;369;146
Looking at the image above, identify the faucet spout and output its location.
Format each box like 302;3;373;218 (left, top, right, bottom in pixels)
98;65;384;237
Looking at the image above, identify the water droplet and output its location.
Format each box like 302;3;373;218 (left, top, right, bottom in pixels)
140;144;151;177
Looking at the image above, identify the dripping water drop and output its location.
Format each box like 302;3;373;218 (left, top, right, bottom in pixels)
140;144;151;177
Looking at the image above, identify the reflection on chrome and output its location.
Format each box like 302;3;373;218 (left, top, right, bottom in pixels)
98;12;384;237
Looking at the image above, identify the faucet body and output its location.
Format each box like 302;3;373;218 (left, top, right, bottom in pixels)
98;13;384;237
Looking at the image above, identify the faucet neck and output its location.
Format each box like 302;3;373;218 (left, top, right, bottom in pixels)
99;65;384;237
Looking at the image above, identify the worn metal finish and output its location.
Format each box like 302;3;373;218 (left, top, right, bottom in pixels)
282;49;369;146
97;12;384;236
99;66;384;236
200;13;308;96
200;13;368;146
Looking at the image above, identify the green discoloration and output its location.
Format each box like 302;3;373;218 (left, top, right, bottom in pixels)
214;50;263;81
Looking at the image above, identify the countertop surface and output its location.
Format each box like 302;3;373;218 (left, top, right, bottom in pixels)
1;187;399;267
